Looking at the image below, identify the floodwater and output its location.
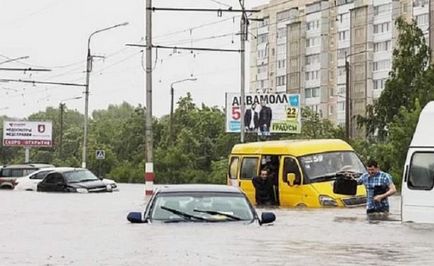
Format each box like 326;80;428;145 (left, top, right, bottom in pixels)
1;184;434;266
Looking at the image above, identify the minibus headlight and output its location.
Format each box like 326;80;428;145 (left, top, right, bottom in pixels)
319;195;337;207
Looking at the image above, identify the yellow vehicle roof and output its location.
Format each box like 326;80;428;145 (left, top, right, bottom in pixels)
231;139;353;157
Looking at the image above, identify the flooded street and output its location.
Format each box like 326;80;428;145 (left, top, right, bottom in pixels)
1;184;434;266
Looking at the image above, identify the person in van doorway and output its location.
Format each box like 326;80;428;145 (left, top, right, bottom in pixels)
244;103;259;132
357;159;397;217
259;100;272;136
252;168;277;206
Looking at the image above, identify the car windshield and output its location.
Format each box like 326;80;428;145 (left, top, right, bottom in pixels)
64;170;99;183
150;192;254;223
299;151;366;182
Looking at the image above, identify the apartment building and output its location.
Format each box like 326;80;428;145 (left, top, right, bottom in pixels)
250;0;434;138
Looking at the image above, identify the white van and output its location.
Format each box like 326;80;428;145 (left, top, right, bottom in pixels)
401;101;434;223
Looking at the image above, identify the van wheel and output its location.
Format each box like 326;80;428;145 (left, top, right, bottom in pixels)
296;203;307;208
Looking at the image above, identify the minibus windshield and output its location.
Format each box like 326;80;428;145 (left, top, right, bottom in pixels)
299;151;366;182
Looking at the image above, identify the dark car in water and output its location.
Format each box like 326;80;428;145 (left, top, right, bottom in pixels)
37;168;114;193
127;184;276;225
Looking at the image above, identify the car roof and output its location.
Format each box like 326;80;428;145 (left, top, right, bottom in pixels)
231;139;353;156
2;163;55;169
156;184;242;194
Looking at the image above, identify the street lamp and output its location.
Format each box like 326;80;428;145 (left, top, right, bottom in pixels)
60;96;82;159
82;22;128;168
345;50;370;140
169;78;197;143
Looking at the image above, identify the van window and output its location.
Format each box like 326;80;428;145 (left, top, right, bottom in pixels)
240;157;259;179
228;157;239;179
408;152;434;190
283;157;302;185
0;168;35;177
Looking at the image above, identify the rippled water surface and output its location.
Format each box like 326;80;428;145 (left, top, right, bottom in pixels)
1;184;434;265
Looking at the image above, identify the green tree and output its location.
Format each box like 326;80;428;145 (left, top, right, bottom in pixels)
358;17;432;139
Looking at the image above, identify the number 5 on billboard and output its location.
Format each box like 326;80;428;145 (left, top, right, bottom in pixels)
232;106;241;120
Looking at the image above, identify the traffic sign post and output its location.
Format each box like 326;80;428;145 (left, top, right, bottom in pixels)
96;150;105;160
96;150;105;178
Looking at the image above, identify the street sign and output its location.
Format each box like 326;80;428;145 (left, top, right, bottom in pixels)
96;150;105;160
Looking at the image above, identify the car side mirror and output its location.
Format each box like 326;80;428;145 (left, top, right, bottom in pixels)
127;212;144;223
286;173;295;186
260;212;276;225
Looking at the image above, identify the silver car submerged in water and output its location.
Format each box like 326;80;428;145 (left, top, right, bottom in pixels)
127;184;276;225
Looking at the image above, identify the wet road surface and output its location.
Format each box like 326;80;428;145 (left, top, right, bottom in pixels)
1;184;434;266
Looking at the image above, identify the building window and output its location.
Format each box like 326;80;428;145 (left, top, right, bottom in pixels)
373;60;391;71
277;44;286;55
374;3;391;16
337;48;349;59
277;59;286;69
374;41;391;52
305;87;320;98
257;33;268;44
306;20;320;31
305;54;320;65
277;28;287;39
416;14;429;26
338;101;345;111
337;66;346;77
276;75;286;86
373;78;386;90
373;22;390;34
306;37;320;47
338;30;348;41
258;18;269;27
413;0;428;8
305;70;319;81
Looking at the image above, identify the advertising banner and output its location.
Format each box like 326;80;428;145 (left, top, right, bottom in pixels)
2;121;53;147
225;93;301;134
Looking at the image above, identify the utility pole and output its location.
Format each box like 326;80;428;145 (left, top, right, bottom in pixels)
240;0;246;143
145;0;154;197
82;22;128;169
59;103;65;159
169;78;197;144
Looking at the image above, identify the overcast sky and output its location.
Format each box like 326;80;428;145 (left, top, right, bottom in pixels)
0;0;268;119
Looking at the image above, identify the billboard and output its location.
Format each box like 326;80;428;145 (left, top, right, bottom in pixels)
225;93;301;134
3;121;53;147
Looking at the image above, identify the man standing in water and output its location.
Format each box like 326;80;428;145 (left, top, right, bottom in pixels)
357;159;397;218
252;168;276;206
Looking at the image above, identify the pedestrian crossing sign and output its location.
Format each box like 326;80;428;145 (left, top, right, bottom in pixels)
96;150;105;160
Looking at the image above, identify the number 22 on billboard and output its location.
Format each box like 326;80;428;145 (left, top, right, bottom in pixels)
232;106;240;120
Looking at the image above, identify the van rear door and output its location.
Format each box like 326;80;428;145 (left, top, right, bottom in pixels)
402;149;434;223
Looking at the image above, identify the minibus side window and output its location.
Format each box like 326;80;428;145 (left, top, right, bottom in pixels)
283;157;302;185
408;152;434;190
228;157;239;179
240;157;259;179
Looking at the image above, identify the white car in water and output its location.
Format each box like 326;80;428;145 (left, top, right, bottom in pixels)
15;167;119;192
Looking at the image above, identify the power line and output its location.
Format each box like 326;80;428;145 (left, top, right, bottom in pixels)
149;7;260;13
153;15;240;40
0;79;86;87
127;44;243;52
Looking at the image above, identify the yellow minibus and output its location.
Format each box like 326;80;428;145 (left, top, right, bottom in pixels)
227;139;367;207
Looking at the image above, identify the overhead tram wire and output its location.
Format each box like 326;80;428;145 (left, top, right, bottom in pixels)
153;15;240;41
